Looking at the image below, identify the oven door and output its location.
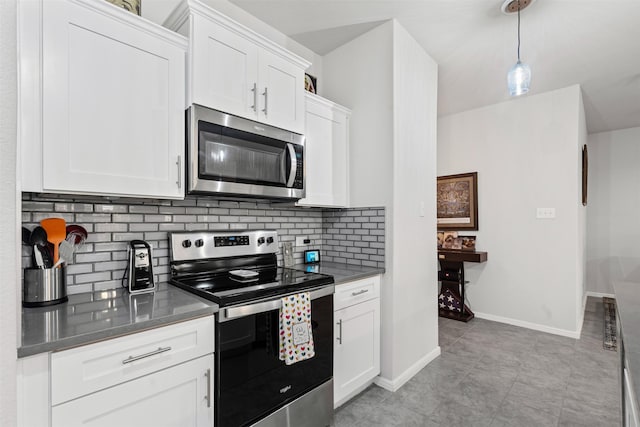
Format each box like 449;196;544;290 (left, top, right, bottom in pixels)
216;286;333;427
187;105;304;200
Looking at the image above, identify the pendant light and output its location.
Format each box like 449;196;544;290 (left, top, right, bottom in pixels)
505;0;532;96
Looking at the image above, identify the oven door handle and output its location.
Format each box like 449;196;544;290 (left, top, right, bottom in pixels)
220;285;334;321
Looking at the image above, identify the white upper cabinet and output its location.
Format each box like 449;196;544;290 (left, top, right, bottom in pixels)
165;0;310;134
297;93;350;208
19;0;187;199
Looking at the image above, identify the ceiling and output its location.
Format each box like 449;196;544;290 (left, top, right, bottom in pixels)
228;0;640;134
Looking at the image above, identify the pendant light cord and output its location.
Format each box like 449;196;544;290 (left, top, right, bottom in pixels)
517;0;521;61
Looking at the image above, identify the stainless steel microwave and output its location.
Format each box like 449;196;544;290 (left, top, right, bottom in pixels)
186;105;305;200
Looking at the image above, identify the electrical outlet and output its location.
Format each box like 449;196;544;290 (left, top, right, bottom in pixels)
295;236;311;246
283;242;294;267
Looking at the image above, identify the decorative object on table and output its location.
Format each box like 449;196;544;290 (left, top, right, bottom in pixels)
437;231;444;249
582;144;588;206
304;249;320;264
304;73;317;94
437;172;478;230
603;297;617;351
451;238;463;250
442;231;458;249
105;0;141;15
460;236;477;251
503;0;533;96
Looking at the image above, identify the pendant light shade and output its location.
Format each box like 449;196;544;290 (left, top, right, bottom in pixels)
506;0;531;96
508;60;531;96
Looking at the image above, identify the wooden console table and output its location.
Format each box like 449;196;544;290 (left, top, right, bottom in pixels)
438;250;488;322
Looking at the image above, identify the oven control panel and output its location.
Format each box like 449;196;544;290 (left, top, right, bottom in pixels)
214;235;250;247
169;230;279;262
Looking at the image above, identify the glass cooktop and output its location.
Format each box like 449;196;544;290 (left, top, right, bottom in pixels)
170;267;334;307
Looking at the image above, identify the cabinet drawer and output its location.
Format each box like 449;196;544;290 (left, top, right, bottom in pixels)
334;276;380;311
51;316;214;406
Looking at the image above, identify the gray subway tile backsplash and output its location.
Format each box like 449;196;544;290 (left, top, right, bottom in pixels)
22;193;385;293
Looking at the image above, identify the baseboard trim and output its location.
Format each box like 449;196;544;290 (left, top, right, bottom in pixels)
373;346;441;392
586;291;615;298
474;312;581;339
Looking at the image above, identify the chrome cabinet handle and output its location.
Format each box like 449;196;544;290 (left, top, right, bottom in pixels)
205;369;211;408
262;87;268;116
251;82;257;112
122;346;172;364
351;289;369;297
336;319;343;345
176;155;182;188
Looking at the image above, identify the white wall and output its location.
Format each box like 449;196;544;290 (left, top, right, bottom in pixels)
577;90;587;325
587;126;640;295
390;23;439;379
323;20;439;387
0;0;19;424
438;85;586;337
142;0;325;91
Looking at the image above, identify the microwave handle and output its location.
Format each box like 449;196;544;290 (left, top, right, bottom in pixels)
286;143;297;188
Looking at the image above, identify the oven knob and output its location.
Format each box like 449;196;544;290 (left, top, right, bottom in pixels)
195;239;204;248
257;237;265;245
182;240;191;248
266;236;274;244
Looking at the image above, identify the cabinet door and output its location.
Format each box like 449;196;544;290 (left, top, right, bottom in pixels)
42;0;185;198
191;14;259;119
334;298;380;407
258;49;305;134
298;95;350;208
52;354;214;427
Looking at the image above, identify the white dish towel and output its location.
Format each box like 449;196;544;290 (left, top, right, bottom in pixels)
279;292;315;365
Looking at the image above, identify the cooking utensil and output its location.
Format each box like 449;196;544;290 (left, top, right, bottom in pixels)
53;240;75;269
33;246;45;268
22;227;32;245
41;244;54;269
65;224;88;244
40;218;66;264
30;226;48;269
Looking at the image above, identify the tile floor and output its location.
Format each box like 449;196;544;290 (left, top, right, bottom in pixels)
334;297;620;426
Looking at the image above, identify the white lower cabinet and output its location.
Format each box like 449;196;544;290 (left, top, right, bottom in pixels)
52;354;213;427
333;275;381;408
17;316;215;427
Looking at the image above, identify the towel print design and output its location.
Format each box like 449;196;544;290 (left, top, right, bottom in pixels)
279;292;315;365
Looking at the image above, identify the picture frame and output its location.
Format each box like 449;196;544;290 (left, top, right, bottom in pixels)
459;236;477;251
304;73;317;94
437;172;478;231
442;231;458;249
582;144;588;206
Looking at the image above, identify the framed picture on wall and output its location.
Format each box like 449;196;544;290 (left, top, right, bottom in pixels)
437;172;478;230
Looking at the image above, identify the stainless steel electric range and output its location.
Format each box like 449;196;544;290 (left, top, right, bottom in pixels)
169;230;334;427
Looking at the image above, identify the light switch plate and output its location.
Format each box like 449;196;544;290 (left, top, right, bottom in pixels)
536;207;556;219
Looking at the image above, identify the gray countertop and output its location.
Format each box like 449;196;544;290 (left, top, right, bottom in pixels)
19;282;218;358
293;261;384;285
613;281;640;408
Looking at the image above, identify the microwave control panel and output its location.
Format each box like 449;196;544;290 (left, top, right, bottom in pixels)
293;145;304;189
